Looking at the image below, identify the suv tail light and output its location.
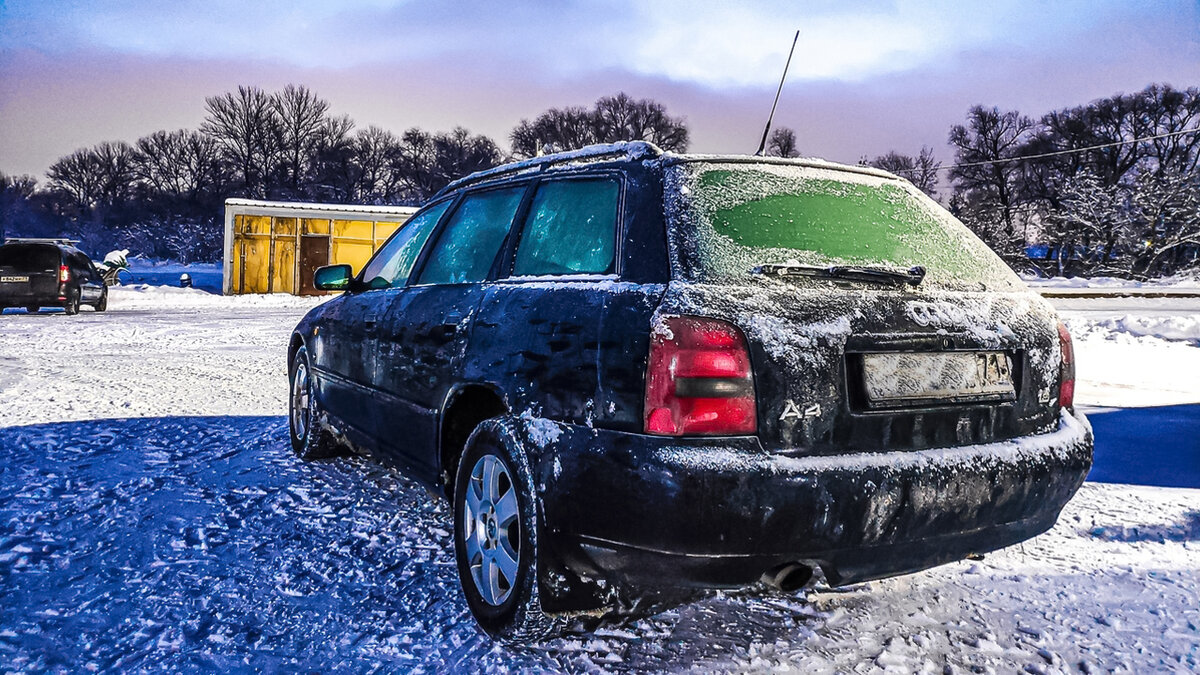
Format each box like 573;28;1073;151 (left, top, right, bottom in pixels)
58;264;70;283
1057;321;1075;410
645;315;757;436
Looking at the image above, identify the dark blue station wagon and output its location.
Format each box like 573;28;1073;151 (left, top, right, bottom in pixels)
287;142;1093;640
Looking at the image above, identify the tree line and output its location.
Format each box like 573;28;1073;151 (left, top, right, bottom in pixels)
1;81;1196;278
0;86;688;263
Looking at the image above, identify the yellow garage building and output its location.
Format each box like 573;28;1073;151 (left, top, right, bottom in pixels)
222;198;418;295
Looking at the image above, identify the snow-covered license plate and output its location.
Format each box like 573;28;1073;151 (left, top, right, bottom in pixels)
1;276;30;283
861;351;1015;406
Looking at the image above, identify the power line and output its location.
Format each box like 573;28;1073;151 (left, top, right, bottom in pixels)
884;126;1200;176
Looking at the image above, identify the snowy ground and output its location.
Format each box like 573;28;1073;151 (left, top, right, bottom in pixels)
1;286;1198;672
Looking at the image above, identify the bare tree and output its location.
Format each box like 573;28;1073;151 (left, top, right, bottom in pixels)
510;106;597;158
766;127;800;158
0;172;40;241
948;106;1037;259
510;93;689;158
271;85;344;197
392;127;501;203
202;85;279;198
46;141;137;249
869;147;941;198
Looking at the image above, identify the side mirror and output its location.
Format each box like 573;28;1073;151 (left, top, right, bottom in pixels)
313;264;353;291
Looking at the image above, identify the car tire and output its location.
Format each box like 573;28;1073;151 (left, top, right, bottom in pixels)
63;289;80;315
95;289;107;312
25;306;39;314
288;345;341;460
453;417;566;642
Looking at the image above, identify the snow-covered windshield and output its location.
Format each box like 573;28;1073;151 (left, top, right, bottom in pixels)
665;162;1022;291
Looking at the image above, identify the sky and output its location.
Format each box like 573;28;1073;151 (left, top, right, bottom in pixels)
1;0;1198;180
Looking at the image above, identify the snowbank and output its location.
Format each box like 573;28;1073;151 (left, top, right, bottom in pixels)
1080;314;1200;344
1023;271;1200;290
108;284;329;310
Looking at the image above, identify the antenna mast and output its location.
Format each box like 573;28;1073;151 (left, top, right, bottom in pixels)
755;30;800;156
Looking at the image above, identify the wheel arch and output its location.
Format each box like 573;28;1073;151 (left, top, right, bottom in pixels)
287;332;306;377
438;383;510;498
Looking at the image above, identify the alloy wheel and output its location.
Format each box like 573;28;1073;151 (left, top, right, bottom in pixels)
291;360;310;442
462;453;521;606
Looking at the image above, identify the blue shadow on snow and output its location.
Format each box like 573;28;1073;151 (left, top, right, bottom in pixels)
1085;404;1200;489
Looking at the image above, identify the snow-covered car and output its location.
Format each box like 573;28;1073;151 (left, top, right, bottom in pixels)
0;239;108;315
286;142;1093;641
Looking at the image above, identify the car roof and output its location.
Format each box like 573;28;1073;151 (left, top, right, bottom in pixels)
0;240;87;257
432;141;904;199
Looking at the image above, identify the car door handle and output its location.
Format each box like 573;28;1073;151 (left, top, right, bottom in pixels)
365;314;379;329
439;312;463;334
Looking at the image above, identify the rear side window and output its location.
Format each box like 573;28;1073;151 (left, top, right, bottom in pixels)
511;178;619;277
417;186;525;285
0;245;59;273
360;201;451;289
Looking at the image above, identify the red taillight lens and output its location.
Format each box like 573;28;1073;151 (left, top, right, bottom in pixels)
59;265;70;283
645;315;757;436
1057;321;1075;410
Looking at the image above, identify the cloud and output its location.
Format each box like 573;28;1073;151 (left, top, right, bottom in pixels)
1;0;1153;87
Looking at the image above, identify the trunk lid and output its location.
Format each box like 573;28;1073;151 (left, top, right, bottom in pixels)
655;280;1062;454
659;158;1065;454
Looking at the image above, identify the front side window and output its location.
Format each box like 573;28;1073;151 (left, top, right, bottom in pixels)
360;201;451;289
417;186;526;285
511;178;620;277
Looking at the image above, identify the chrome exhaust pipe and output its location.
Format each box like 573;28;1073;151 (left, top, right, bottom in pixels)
762;563;813;593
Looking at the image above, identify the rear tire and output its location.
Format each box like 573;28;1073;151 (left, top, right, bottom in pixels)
453;417;566;642
63;289;80;315
288;345;341;460
25;306;38;314
95;289;107;312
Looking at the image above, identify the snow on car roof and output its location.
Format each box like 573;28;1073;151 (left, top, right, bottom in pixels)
437;140;905;199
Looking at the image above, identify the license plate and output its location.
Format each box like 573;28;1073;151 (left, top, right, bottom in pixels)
1;276;29;283
861;351;1015;407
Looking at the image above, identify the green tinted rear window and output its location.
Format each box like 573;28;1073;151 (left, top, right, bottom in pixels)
668;164;1019;290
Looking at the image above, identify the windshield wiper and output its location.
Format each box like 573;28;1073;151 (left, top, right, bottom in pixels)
752;263;926;286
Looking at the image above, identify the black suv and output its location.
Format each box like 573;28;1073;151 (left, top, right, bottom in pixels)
287;142;1092;640
0;239;108;315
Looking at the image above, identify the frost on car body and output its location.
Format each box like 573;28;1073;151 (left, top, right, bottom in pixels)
286;142;1092;640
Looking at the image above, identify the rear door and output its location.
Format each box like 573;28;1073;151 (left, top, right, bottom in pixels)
69;251;104;303
374;185;528;474
468;175;624;426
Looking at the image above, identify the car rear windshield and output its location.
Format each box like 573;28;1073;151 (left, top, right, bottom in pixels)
665;162;1021;291
0;245;60;273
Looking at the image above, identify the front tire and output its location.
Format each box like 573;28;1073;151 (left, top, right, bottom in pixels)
453;418;565;642
95;289;107;312
288;345;340;460
25;306;39;314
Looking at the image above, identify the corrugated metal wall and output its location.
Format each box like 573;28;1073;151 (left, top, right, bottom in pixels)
224;202;410;295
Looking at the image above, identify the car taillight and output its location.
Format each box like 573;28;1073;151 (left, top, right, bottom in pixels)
1057;321;1075;410
59;265;70;283
645;315;757;436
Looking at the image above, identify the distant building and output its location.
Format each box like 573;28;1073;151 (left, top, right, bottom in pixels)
222;199;417;295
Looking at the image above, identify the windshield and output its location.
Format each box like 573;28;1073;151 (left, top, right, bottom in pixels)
665;162;1021;291
0;245;60;273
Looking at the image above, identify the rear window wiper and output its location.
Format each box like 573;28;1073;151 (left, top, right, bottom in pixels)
752;263;926;286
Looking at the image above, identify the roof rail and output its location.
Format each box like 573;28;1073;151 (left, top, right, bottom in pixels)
3;237;80;246
433;141;664;199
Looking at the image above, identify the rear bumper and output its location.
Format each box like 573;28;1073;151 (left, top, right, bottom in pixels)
540;409;1092;588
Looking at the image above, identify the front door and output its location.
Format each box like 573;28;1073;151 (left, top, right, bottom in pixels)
374;184;528;474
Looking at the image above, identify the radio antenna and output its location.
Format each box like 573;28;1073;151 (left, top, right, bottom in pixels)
754;30;800;156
